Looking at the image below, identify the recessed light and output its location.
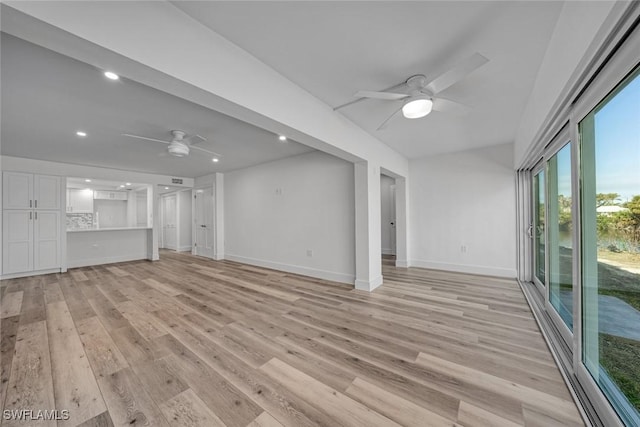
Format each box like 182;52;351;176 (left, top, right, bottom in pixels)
104;71;119;80
119;185;125;188
212;158;219;163
76;131;87;137
85;179;91;183
125;183;131;186
164;187;169;190
278;135;287;142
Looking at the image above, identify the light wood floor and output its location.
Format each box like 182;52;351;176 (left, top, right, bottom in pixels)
0;252;584;427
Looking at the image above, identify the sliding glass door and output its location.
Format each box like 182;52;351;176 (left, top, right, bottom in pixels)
548;143;574;331
533;167;546;289
579;66;640;426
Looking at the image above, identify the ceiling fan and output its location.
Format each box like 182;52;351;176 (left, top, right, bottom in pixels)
334;52;489;130
122;130;221;159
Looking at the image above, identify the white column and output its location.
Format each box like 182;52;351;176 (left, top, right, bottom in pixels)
394;176;409;268
354;162;382;291
214;173;225;260
147;184;159;261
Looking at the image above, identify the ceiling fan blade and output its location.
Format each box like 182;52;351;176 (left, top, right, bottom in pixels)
190;145;222;158
122;133;170;145
425;52;489;95
184;134;206;145
432;97;471;115
355;90;408;100
376;105;403;131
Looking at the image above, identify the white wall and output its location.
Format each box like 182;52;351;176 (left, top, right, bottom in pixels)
380;175;395;255
409;143;516;278
225;151;355;283
514;1;617;166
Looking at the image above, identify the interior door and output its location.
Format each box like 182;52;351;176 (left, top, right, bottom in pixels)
162;194;177;250
194;188;214;258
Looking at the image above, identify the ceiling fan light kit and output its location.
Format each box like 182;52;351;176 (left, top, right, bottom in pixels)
167;141;189;157
402;96;433;119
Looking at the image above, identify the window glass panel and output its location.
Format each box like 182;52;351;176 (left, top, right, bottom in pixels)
534;171;546;285
549;143;573;330
581;66;640;425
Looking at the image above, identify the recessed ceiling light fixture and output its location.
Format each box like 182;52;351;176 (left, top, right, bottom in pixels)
278;135;287;142
164;187;169;190
104;71;119;80
402;96;433;119
76;131;87;137
85;179;91;183
119;185;125;188
212;158;219;163
125;182;131;186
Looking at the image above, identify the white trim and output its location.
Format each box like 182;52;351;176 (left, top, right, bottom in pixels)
224;253;355;285
381;248;394;255
177;245;192;252
1;268;61;280
67;254;147;269
355;275;383;292
410;259;517;278
395;259;409;268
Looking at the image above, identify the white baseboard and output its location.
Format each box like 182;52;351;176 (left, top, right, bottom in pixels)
354;275;383;292
177;245;192;252
410;259;516;278
67;253;148;269
381;248;395;255
395;259;409;268
224;254;354;284
1;268;61;280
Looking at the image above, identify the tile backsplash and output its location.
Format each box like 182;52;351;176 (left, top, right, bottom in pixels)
67;213;93;230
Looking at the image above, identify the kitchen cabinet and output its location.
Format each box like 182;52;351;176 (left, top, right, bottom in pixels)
2;171;61;276
67;188;94;213
2;210;60;275
94;190;128;200
2;172;60;210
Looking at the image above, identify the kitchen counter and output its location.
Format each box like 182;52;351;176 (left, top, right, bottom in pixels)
67;226;151;233
67;227;152;268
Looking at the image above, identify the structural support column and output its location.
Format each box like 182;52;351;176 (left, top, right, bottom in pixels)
213;173;225;261
394;176;409;268
354;161;382;291
148;184;159;261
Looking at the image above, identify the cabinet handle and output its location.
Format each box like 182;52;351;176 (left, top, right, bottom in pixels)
35;212;38;220
35;200;38;208
30;212;32;220
30;200;32;208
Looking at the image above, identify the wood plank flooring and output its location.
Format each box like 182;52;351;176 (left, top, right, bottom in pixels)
0;252;584;426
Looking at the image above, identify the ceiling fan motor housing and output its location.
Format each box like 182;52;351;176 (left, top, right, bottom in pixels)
168;141;190;157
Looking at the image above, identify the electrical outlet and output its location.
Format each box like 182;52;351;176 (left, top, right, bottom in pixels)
461;245;467;253
306;249;313;257
275;188;283;195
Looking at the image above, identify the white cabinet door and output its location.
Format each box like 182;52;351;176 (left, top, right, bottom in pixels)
33;211;60;270
3;172;33;209
2;210;33;274
34;175;60;210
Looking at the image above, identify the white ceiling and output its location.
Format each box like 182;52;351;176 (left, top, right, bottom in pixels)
0;33;315;178
2;2;565;175
173;1;564;158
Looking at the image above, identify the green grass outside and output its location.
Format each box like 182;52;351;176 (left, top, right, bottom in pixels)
600;333;640;412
